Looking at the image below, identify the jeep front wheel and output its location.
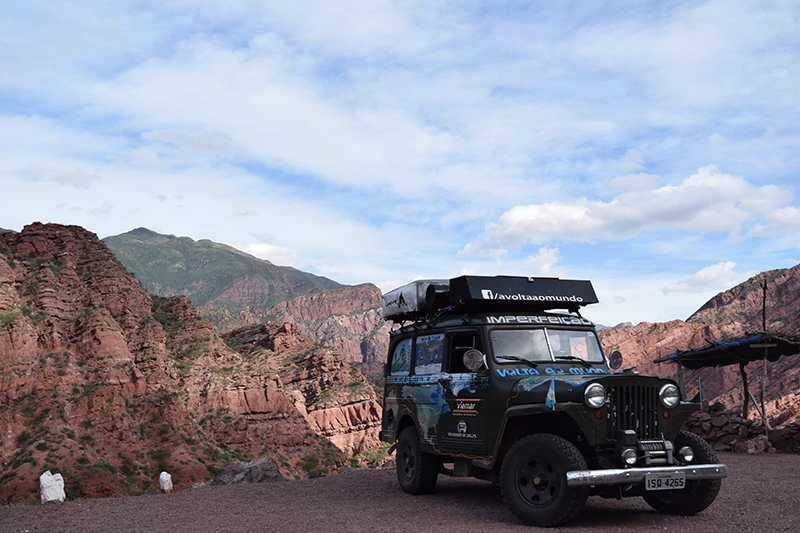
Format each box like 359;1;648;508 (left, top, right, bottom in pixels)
396;426;439;494
500;433;588;527
643;430;722;515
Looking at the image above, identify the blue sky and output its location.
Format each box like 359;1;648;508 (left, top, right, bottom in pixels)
2;1;799;326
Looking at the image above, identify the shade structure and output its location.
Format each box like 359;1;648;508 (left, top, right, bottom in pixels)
653;332;800;370
654;331;800;423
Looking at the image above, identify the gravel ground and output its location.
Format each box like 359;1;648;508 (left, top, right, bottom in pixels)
1;452;797;532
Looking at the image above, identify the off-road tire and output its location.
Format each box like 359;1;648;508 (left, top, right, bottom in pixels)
500;433;589;527
396;426;439;494
643;430;722;515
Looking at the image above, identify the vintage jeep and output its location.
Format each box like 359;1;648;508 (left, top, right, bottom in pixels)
380;275;726;527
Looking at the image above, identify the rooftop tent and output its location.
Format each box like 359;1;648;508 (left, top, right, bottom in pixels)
381;275;598;323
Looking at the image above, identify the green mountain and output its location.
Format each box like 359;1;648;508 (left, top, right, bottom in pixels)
103;228;342;323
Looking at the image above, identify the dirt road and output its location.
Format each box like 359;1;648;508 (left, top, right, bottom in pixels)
1;452;797;532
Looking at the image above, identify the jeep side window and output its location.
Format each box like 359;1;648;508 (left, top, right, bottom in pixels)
491;329;549;362
390;338;412;375
415;334;444;374
445;331;484;374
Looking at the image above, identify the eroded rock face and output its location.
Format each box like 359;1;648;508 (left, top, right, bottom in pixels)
221;323;383;456
253;284;391;382
0;224;369;505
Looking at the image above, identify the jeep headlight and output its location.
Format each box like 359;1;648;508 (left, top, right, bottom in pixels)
659;384;680;408
584;383;607;408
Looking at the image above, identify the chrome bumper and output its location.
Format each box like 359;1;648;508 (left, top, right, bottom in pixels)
566;464;727;487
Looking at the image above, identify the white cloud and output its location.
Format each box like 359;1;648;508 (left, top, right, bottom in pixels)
461;165;796;258
660;261;755;295
241;242;307;269
142;127;241;159
523;247;561;275
13;165;102;189
571;0;798;107
610;149;645;172
609;172;660;192
709;133;727;147
2;1;800;328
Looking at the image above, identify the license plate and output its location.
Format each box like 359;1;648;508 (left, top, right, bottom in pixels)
645;472;686;491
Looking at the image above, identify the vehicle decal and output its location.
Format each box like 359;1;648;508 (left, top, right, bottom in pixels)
454;399;481;416
496;365;608;378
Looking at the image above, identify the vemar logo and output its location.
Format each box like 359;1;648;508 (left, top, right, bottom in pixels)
480;289;584;303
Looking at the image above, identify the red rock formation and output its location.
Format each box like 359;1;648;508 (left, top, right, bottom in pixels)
221;323;383;454
259;284;391;381
0;223;373;505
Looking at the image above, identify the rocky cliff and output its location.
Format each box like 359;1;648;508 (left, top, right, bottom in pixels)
0;223;379;505
261;284;391;382
599;264;800;427
221;323;382;453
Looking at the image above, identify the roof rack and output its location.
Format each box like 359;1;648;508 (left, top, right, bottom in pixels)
381;275;598;323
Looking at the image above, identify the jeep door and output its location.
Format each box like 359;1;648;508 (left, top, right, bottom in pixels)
437;329;490;458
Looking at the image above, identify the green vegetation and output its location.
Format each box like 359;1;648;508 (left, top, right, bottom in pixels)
149;448;171;473
1;311;19;328
165;335;209;376
299;454;325;478
104;228;341;326
151;295;180;332
352;442;393;468
15;430;32;447
316;380;370;404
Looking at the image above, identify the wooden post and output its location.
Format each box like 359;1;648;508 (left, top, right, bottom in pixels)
740;361;749;418
751;342;776;436
763;353;768;439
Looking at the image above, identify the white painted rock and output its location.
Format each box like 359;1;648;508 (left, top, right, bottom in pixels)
39;470;65;503
159;471;173;493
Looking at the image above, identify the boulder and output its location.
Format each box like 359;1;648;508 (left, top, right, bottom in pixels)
39;471;65;503
210;454;284;485
713;440;732;452
733;435;771;454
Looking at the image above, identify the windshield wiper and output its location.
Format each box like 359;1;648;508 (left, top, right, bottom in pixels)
497;355;538;368
555;355;593;366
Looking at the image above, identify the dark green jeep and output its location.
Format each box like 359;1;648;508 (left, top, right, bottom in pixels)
380;276;726;527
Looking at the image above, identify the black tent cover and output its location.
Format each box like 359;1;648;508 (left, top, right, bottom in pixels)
653;332;800;370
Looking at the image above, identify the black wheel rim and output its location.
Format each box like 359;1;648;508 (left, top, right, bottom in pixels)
516;456;558;506
399;442;415;481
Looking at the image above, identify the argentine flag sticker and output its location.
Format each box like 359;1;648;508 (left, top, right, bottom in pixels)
545;378;556;409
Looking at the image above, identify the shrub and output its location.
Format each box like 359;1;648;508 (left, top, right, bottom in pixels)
15;430;32;447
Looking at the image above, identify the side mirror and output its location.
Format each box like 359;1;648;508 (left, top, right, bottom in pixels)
463;349;486;372
608;350;623;370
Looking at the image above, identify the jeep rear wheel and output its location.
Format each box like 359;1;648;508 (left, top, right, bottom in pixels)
500;433;588;527
643;430;722;515
396;426;438;494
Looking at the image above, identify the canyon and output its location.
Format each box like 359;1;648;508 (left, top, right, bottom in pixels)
2;222;800;506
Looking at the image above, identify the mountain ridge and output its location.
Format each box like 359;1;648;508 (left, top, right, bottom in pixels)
103;228;342;312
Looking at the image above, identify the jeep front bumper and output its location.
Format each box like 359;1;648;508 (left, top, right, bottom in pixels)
566;464;727;486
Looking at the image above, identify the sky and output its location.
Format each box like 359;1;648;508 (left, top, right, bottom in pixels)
2;0;799;327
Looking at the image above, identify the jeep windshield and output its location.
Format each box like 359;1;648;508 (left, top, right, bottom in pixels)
491;328;605;364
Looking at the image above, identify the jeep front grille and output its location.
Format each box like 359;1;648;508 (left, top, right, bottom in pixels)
607;384;659;440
